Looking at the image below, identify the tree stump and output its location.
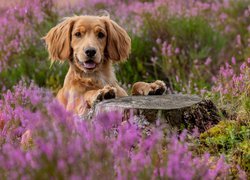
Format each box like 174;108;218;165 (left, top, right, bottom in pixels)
94;94;220;133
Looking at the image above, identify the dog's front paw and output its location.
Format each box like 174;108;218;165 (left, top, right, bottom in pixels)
132;80;166;96
148;80;166;95
96;86;117;102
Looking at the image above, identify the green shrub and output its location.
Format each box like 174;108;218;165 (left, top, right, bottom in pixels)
0;2;65;92
0;45;68;93
217;0;250;61
116;35;155;85
200;120;250;174
119;14;226;92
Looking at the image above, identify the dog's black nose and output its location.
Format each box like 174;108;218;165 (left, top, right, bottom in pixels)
85;47;96;57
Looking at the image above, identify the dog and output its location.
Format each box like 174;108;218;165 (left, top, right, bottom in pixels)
43;15;166;115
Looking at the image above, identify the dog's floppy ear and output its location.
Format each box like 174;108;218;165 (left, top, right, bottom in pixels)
103;17;131;62
43;17;76;62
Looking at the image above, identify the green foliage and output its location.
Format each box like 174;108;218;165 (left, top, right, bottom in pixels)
167;17;225;61
0;0;250;177
243;97;250;113
0;45;68;93
2;0;249;95
203;81;250;174
116;35;155;84
117;15;226;93
200;120;250;173
144;15;225;92
0;3;66;93
218;0;250;61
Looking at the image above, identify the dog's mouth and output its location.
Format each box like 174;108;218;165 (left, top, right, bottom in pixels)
77;58;97;70
83;60;96;69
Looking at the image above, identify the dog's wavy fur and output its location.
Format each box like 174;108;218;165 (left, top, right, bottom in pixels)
43;15;166;115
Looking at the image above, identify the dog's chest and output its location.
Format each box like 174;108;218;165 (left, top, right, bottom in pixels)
89;71;116;87
99;77;110;86
75;76;115;92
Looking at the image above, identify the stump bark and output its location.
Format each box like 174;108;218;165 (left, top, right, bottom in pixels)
94;94;220;133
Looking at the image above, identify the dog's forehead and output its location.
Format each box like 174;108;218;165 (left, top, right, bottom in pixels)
74;16;105;30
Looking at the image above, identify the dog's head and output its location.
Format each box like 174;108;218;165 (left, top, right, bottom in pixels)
43;15;131;73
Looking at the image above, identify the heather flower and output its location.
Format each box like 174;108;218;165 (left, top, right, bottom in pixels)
231;57;236;65
237;165;247;180
0;82;234;178
156;38;162;44
174;48;180;54
212;58;250;117
0;0;54;71
176;75;180;82
161;41;168;56
205;57;212;66
151;57;158;64
219;13;228;22
236;34;242;47
0;0;248;178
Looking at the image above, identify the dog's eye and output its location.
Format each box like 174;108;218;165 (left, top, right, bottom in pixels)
75;32;81;37
98;32;105;39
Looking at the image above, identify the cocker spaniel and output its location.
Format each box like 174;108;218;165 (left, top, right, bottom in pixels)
43;15;166;115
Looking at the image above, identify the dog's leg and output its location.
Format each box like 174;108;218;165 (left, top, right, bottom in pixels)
56;86;118;115
131;80;166;96
95;85;117;101
84;85;117;107
115;85;128;97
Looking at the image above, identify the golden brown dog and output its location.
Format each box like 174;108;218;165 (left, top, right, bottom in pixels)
43;15;166;115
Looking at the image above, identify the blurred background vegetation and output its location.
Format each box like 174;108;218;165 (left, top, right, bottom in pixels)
0;0;249;175
0;0;249;94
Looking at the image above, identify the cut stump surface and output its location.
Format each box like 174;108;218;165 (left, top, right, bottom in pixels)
96;94;202;110
94;94;220;133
